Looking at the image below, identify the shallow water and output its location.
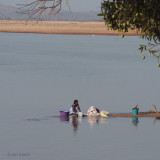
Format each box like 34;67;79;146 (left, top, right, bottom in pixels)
0;33;160;160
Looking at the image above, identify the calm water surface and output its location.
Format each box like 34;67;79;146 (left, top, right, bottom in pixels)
0;33;160;160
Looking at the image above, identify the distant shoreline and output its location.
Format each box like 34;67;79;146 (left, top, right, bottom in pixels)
0;20;141;35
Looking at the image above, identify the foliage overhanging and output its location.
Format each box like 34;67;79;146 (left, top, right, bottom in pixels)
99;0;160;66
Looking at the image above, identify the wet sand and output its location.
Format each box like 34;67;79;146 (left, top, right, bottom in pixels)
108;112;160;118
0;20;141;35
73;111;159;118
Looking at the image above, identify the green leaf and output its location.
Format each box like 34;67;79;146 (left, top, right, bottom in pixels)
115;3;118;9
98;13;105;16
121;35;124;38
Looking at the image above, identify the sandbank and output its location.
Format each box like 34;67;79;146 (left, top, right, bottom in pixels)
0;20;141;35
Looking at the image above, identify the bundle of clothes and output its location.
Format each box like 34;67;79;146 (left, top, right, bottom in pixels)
86;106;109;117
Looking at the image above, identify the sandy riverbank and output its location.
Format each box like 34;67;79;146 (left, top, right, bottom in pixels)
0;20;141;35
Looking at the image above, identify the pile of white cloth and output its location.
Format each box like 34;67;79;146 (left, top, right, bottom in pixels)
86;106;109;117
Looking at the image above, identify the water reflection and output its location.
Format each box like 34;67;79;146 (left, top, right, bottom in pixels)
132;117;139;126
59;115;109;133
59;115;79;133
153;117;160;124
99;117;108;124
88;116;99;126
60;115;69;122
71;115;79;133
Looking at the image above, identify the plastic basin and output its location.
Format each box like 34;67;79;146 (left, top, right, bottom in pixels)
59;111;69;116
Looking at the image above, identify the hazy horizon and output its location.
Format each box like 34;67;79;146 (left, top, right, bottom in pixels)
0;0;101;12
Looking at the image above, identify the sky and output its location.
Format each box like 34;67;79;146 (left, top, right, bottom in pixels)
0;0;101;12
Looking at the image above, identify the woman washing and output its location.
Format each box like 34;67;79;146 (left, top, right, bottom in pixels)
69;100;81;115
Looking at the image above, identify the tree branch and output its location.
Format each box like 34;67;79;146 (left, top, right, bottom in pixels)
17;0;70;20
